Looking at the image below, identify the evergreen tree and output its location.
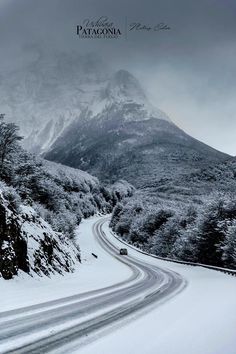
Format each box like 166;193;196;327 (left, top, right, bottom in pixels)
221;220;236;268
0;114;22;177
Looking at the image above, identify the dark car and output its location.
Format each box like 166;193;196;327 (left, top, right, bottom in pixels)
119;248;128;255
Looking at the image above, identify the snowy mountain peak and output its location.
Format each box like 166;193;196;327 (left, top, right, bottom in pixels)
87;69;171;123
2;54;170;153
105;70;147;103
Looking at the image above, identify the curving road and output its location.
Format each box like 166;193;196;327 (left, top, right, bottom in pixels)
0;217;186;354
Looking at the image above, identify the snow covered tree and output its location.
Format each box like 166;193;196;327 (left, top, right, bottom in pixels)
172;206;199;261
173;225;200;262
151;214;179;257
221;220;236;268
0;114;22;178
182;196;236;267
191;200;225;266
110;202;123;229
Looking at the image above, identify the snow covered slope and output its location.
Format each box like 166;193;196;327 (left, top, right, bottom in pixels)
0;189;80;279
0;141;133;279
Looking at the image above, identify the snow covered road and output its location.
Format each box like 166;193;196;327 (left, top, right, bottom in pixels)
0;215;236;354
0;216;185;353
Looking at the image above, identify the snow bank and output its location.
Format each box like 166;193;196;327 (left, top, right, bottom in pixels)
0;216;131;311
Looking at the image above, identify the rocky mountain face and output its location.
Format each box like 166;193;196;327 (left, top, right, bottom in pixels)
45;70;229;187
0;191;80;279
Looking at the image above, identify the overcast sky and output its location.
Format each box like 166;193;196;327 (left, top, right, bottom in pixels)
0;0;236;155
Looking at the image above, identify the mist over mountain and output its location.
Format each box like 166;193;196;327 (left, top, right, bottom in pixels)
44;67;229;187
1;51;230;188
1;51;110;153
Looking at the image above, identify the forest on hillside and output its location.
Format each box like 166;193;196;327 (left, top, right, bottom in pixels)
0;115;134;279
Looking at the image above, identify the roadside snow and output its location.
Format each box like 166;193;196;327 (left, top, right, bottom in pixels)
0;216;131;312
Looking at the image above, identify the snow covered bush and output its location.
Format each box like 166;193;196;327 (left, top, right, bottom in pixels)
1;184;21;211
111;192;236;269
0;147;133;239
221;220;236;268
